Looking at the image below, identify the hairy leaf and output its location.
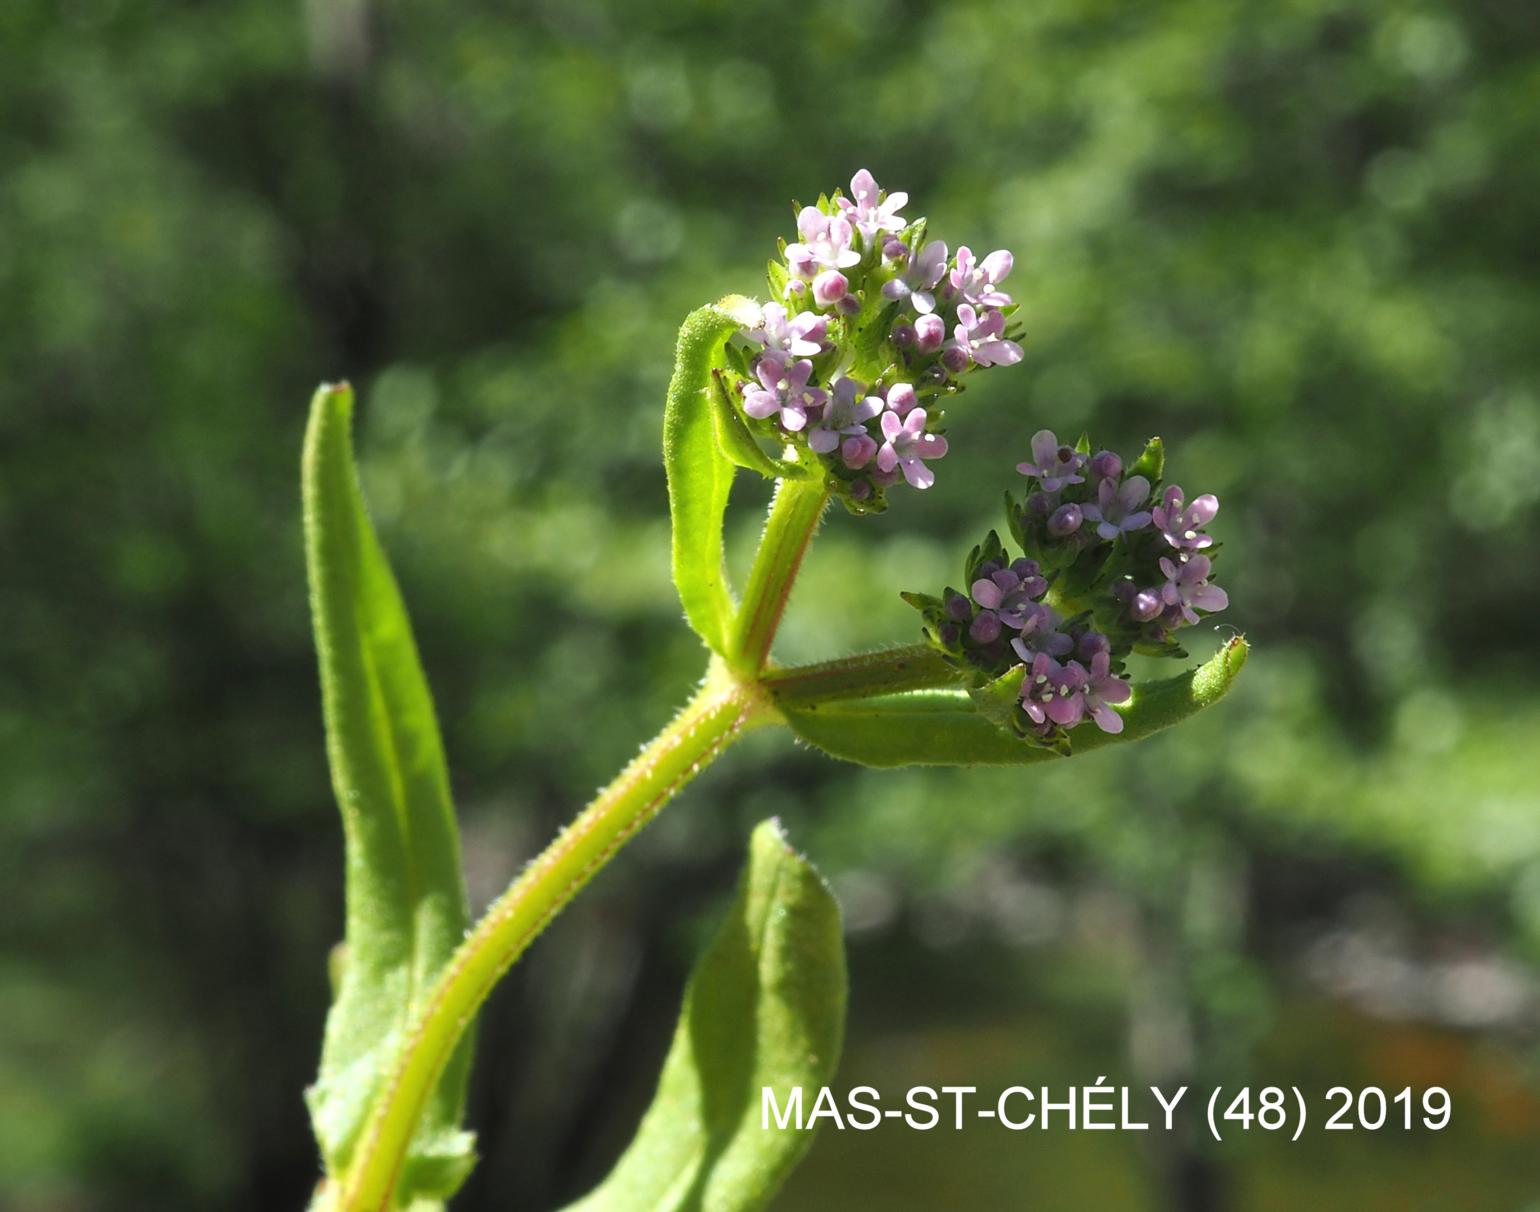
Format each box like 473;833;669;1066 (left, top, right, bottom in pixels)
665;298;762;654
782;637;1249;767
302;383;476;1205
563;819;847;1212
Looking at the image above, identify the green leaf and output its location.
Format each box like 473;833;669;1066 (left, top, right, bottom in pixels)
563;819;847;1212
783;637;1249;767
967;666;1027;731
665;298;761;655
301;383;476;1205
1128;435;1165;483
709;368;809;482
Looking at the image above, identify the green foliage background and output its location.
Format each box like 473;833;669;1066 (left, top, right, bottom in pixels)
3;0;1538;1208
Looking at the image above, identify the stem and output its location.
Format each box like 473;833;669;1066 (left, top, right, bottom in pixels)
763;644;963;705
728;477;829;674
335;669;770;1211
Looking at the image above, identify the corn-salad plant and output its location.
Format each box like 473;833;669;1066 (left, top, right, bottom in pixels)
301;170;1246;1210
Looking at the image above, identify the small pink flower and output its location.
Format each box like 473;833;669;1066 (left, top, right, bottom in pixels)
876;408;949;489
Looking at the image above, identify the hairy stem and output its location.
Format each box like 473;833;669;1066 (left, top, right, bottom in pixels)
728;478;829;674
334;669;772;1211
763;643;963;705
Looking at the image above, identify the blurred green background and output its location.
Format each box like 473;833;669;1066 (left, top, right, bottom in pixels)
4;0;1540;1208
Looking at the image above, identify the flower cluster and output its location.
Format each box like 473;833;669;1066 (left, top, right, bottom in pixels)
725;169;1025;512
905;431;1228;751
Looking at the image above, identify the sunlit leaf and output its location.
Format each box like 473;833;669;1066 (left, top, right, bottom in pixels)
782;638;1249;767
665;298;761;655
563;819;847;1212
709;368;810;482
301;383;476;1205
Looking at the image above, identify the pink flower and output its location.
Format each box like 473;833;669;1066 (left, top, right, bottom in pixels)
785;207;860;278
742;357;827;433
949;246;1014;309
876;408;949;489
835;168;909;243
949;304;1023;369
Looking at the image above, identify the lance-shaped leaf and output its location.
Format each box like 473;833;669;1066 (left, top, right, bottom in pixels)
781;637;1249;767
563;819;847;1212
302;383;476;1205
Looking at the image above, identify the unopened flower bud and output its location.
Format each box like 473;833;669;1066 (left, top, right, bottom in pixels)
1089;450;1122;481
788;248;819;280
891;322;917;347
914;313;946;353
813;270;848;308
835;293;861;316
1048;503;1083;537
882;236;909;261
886;382;917;416
841;433;878;469
969;611;1003;643
1130;590;1162;622
940;344;969;374
944;590;972;621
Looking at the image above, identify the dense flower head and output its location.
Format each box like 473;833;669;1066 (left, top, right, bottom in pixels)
904;431;1228;752
725;169;1026;513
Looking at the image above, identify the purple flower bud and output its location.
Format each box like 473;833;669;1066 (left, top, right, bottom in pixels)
835;293;861;317
914;313;946;353
1088;450;1122;481
841;433;878;469
1048;503;1083;537
882;235;908;261
850;479;873;501
812;270;848;308
1129;589;1162;622
891;322;916;347
1075;629;1111;663
940;344;969;374
1026;491;1054;518
937;621;961;646
970;611;1003;643
944;590;973;622
886;382;918;416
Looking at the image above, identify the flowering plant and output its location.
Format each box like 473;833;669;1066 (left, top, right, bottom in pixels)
300;171;1246;1210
